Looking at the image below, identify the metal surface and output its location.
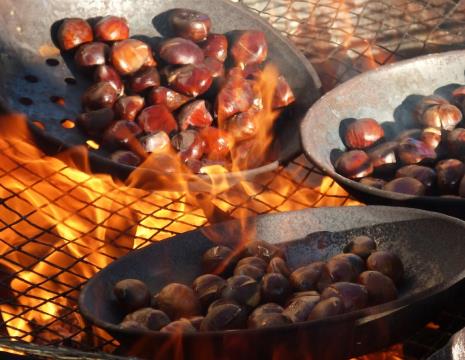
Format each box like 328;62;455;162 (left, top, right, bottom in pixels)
301;50;465;218
428;326;465;360
80;206;465;359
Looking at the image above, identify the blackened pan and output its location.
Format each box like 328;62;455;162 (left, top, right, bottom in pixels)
79;206;465;359
0;0;321;185
300;50;465;218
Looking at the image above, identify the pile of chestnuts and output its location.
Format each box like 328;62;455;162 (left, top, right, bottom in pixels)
55;9;295;171
113;235;404;333
335;90;465;197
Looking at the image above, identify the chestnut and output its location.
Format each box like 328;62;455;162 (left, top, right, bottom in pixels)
215;77;254;122
94;65;124;96
343;235;377;260
344;118;384;150
129;67;160;94
447;128;465;158
202;245;235;276
359;177;386;189
119;320;146;330
415;95;449;120
366;251;404;284
200;303;247;331
335;150;373;179
234;264;265;281
199;127;232;161
230;31;268;68
203;57;225;78
114;95;145;121
383;177;425;196
288;291;320;300
123;308;170;331
225;110;258;142
160;37;204;65
113;278;150;312
317;257;357;291
188;316;204;330
111;150;141;166
357;271;398;305
435;159;465;194
160;319;197;334
267;257;291;277
420;103;462;130
171;129;205;162
395;165;436;189
460;175;465;197
201;34;228;62
192;274;226;309
177;100;213;130
138;105;178;135
397;138;436;164
332;253;365;275
207;298;240;313
307;297;344;320
111;39;156;75
170;8;211;42
81;81;118;111
290;262;325;291
103;120;142;149
250;303;283;317
272;75;295;109
237;257;267;271
147;86;191;112
94;16;129;42
166;64;213;97
368;141;397;170
222;275;260;307
156;283;201;319
243;240;284;263
421;127;442;150
140;131;172;154
283;294;320;323
74;42;109;67
57;18;93;51
247;312;291;329
260;273;292;305
321;282;368;312
76;108;114;138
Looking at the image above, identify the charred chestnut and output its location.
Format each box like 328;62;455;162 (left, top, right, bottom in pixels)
166;64;213;97
160;319;197;334
237;257;267;271
192;274;226;309
201;34;228;62
57;18;93;51
395;165;436;190
200;303;247;331
94;65;124;96
160;37;204;65
283;294;320;323
111;150;141;166
321;282;368;312
81;81;118;111
436;159;465;194
344;118;385;150
177;100;213;130
171;130;205;162
114;95;145;121
156;283;201;319
267;257;291;277
76;108;114;138
148;86;191;112
202;245;235;276
383;177;426;196
140;132;172;153
111;39;156;75
113;278;150;312
307;297;344;320
290;262;325;291
397;138;437;165
357;271;398;305
94;16;129;42
366;251;404;284
138;105;178;135
129;67;160;94
335;150;373;179
123;308;170;331
222;275;260;307
343;235;377;260
230;31;268;69
74;42;109;67
260;273;292;305
243;241;284;263
170;8;211;42
234;264;265;281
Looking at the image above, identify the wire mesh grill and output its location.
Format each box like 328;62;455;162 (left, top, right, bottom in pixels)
0;0;465;358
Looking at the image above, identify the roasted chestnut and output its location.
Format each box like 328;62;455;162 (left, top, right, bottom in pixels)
199;127;231;161
215;77;254;123
147;86;191;112
317;257;358;291
156;283;201;319
225;110;258;142
192;274;226;309
140;132;172;153
368;141;397;170
366;251;404;284
272;75;295;109
129;67;160;94
383;177;425;196
359;177;386;189
222;275;260;307
420;127;442;150
170;8;212;42
260;273;292;305
207;298;240;313
166;64;213;97
94;65;124;96
111;39;156;75
307;297;344;320
415;95;449;121
243;241;284;263
247;312;291;329
267;257;291;277
335;150;373;179
76;108;114;138
290;262;325;291
111;150;141;166
160;319;197;334
81;81;118;111
57;18;93;51
343;235;376;260
202;245;235;276
201;34;228;62
171;130;205;162
436;159;465;194
237;257;267;271
188;316;204;330
114;95;145;121
113;278;151;312
321;282;368;311
138;105;178;135
123;308;171;331
160;37;204;65
119;319;146;330
94;16;129;42
344;118;384;150
332;253;365;275
460;175;465;197
234;264;265;281
283;294;320;323
397;138;437;165
447;128;465;159
103;120;142;149
177;100;213;130
420;103;462;130
230;31;268;69
203;57;225;78
200;303;247;331
357;271;398;305
74;42;109;67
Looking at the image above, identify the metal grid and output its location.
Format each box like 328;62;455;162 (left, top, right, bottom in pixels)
0;0;464;358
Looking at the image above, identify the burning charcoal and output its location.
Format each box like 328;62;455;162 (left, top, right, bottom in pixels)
225;110;258;142
202;245;236;276
123;308;171;331
307;297;344;321
129;67;160;94
114;95;145;121
156;283;201;319
230;31;268;68
273;76;295;109
160;37;204;65
111;39;156;75
321;282;368;312
344;118;384;150
94;16;129;41
177;100;213;130
171;130;205;162
81;81;118;111
200;34;228;62
113;278;151;312
119;319;146;330
138;105;178;135
357;271;398;305
247;312;291;329
111;150;141;167
199;127;232;161
435;159;465;194
343;235;377;260
317;257;358;292
335;150;373;179
237;257;267;271
234;264;265;281
192;274;226;310
267;257;291;277
94;65;125;96
383;177;426;196
260;273;292;305
421;127;442;150
283;294;320;323
74;42;109;67
359;177;386;189
166;64;213;97
397;138;437;165
447;128;465;158
215;77;254;122
243;240;284;263
76;108;114;138
290;262;325;292
147;86;191;111
170;8;211;42
160;319;197;334
396;165;436;190
420;103;462;130
366;251;404;284
140;132;171;153
57;18;93;51
103;120;142;149
200;303;247;331
222;275;260;307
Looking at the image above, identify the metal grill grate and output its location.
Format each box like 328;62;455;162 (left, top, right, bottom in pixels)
0;0;465;358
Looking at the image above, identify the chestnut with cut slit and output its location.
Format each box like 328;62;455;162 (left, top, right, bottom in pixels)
75;42;109;68
222;275;261;308
57;18;93;51
95;16;129;42
94;65;124;96
114;95;145;122
111;39;156;75
170;8;211;43
231;31;268;69
367;251;404;284
344;118;384;150
335;150;373;179
138;105;178;135
156;283;201;320
160;37;204;65
113;279;150;313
